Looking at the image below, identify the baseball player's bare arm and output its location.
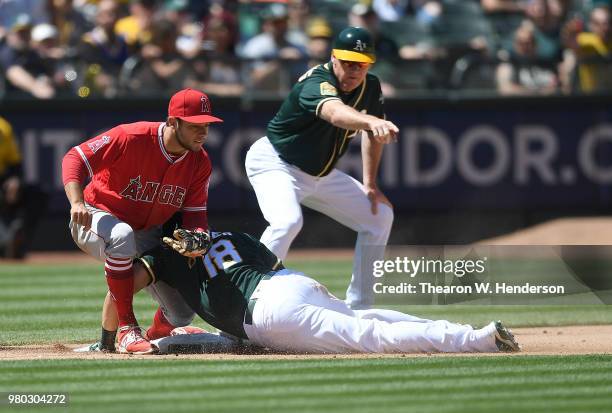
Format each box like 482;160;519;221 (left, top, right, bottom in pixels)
63;181;92;229
319;100;398;143
362;133;393;214
102;263;152;331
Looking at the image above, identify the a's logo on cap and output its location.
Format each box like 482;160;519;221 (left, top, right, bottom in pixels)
201;95;210;113
354;39;366;52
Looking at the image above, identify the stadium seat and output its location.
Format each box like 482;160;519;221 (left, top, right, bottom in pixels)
432;15;495;49
449;55;497;92
441;0;485;18
380;16;433;47
486;12;525;44
118;56;142;93
372;58;437;92
310;0;355;19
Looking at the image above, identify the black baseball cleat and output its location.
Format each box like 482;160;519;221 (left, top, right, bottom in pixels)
494;321;521;352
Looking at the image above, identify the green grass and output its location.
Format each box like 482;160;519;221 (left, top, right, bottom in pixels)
1;260;612;345
1;356;611;413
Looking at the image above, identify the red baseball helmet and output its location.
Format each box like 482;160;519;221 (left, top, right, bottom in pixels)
168;88;223;124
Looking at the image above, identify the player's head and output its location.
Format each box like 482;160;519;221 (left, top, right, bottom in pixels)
332;26;376;64
167;88;223;152
331;27;375;92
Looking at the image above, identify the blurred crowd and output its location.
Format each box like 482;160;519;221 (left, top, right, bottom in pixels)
0;0;610;99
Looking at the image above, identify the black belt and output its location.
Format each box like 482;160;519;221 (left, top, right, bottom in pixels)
244;273;274;325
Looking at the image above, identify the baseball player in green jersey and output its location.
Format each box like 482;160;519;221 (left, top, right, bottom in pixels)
245;27;399;309
94;229;520;354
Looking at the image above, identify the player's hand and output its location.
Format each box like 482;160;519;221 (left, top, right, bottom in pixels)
70;201;92;229
365;186;393;215
367;119;399;144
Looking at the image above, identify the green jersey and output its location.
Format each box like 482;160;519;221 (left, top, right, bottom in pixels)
140;232;282;339
267;62;385;177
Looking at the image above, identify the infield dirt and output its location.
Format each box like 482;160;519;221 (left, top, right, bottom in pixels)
0;325;610;360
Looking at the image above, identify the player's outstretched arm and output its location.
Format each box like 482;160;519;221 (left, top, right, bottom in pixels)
319;100;398;143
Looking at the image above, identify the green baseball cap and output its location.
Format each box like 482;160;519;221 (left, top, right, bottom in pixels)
332;26;376;64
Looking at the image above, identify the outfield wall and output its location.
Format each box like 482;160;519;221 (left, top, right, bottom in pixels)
2;95;611;249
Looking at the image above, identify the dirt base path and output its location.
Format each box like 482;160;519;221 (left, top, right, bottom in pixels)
483;217;612;245
1;325;610;361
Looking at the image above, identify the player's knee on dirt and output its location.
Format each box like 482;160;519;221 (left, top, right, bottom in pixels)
106;222;137;257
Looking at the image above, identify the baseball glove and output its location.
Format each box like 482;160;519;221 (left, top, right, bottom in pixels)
163;229;211;258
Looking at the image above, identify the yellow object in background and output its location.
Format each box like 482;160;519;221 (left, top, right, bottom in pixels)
0;117;22;177
115;15;152;46
576;32;612;93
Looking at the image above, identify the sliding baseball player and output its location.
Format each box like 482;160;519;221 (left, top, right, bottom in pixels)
93;228;520;354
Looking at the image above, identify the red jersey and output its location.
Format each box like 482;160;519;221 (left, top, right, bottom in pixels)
62;121;210;231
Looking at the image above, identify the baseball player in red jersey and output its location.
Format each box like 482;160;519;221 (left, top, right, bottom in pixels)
61;88;222;354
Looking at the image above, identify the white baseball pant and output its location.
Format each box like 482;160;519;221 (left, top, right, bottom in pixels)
245;137;393;308
69;204;195;326
242;270;498;353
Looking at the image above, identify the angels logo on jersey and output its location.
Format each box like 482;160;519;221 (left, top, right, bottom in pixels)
120;176;143;201
120;175;186;207
87;135;111;154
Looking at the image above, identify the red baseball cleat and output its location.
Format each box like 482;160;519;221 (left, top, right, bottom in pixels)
117;326;155;354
